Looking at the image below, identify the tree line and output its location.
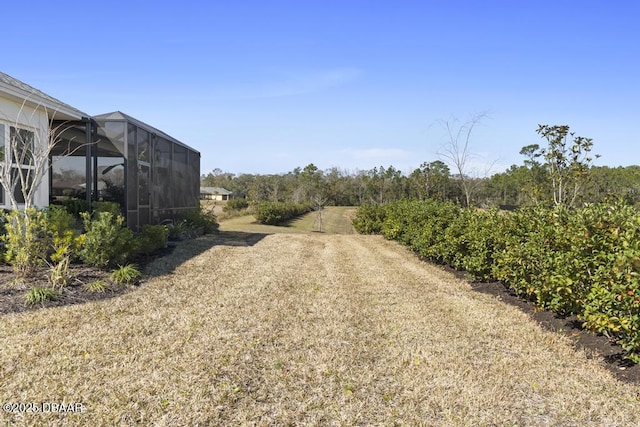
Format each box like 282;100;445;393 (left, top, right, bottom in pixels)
201;125;640;208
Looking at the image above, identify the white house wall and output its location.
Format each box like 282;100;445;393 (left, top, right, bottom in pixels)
0;95;51;209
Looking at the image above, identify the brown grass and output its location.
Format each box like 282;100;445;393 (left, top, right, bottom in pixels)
1;231;639;426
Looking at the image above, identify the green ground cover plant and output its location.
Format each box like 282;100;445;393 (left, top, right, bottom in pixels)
111;264;142;285
84;279;110;294
24;286;57;305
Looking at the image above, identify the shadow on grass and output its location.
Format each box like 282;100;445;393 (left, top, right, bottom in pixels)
264;218;297;228
144;231;270;278
210;230;271;246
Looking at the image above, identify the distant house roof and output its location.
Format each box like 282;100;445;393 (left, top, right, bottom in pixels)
200;187;232;195
0;71;88;121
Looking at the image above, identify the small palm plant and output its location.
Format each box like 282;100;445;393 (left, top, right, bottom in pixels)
111;264;142;286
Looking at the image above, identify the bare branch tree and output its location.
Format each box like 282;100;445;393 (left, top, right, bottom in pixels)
0;98;88;210
437;113;488;207
312;195;327;232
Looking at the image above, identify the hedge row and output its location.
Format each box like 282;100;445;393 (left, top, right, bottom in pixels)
254;202;312;225
353;199;640;361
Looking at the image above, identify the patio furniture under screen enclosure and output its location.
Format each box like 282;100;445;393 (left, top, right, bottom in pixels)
50;111;200;229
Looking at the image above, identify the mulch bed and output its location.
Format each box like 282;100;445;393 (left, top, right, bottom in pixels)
0;263;122;315
0;246;175;316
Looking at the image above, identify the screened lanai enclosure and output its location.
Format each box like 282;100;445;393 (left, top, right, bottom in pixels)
50;111;200;229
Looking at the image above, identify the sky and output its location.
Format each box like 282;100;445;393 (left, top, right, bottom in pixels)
1;1;639;176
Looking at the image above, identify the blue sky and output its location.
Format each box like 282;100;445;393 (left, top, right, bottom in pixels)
2;1;639;176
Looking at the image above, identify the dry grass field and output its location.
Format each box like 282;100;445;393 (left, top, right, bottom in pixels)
1;209;640;425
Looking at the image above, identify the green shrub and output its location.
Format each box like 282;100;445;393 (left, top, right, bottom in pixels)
2;208;83;273
183;207;219;234
133;224;168;255
166;219;189;240
580;202;640;361
436;207;474;269
111;264;142;285
460;210;511;282
254;202;311;225
224;199;249;211
352;204;387;234
583;274;640;363
60;199;91;218
0;209;8;258
494;206;568;307
493;202;637;315
383;199;460;262
46;206;83;262
59;199;121;220
80;212;133;268
2;209;50;277
92;201;121;216
46;205;77;233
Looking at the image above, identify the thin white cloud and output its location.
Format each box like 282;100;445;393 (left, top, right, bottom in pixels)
347;148;410;161
216;67;362;100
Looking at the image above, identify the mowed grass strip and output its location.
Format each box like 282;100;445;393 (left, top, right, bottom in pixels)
286;206;357;234
218;206;356;235
1;233;639;426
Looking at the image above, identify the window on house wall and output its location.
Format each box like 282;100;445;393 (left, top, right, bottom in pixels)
9;126;35;205
0;123;37;206
0;123;4;204
10;127;35;165
11;167;33;204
